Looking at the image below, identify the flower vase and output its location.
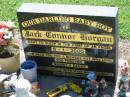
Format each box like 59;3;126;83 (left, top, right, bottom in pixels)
0;53;20;73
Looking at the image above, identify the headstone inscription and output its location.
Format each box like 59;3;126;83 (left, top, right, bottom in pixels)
17;3;118;82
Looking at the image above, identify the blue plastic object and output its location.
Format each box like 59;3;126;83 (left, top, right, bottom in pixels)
87;72;96;80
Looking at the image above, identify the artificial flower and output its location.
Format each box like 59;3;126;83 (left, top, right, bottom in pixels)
3;31;13;39
0;38;4;44
0;31;4;44
0;31;3;38
0;20;17;48
0;21;7;29
6;20;15;28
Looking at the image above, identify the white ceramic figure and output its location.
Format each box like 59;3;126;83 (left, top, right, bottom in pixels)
126;92;130;97
10;79;36;97
60;95;71;97
119;59;129;76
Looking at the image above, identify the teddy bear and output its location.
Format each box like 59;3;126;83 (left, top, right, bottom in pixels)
9;79;36;97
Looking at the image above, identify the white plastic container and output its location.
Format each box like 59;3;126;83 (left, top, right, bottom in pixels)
20;60;37;82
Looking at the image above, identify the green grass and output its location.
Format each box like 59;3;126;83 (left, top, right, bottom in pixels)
0;0;130;39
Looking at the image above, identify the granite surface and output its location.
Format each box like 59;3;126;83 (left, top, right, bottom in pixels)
20;47;119;97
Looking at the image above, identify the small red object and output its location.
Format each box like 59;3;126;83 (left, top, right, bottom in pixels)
0;32;3;38
0;22;7;29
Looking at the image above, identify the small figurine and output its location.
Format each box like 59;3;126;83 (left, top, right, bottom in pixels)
9;79;36;97
99;78;108;91
83;72;98;97
118;76;129;97
31;82;41;96
119;60;129;76
118;60;130;97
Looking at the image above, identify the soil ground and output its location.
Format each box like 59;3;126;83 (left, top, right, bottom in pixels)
119;39;130;60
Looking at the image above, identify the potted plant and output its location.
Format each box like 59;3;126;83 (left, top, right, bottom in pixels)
0;20;20;73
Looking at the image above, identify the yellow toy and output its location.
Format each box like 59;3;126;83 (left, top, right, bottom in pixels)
46;82;82;97
68;82;82;94
46;84;68;97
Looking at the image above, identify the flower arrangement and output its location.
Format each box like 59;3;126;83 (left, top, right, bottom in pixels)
0;20;19;58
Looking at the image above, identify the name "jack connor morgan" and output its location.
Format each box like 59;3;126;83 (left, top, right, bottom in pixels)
22;30;114;44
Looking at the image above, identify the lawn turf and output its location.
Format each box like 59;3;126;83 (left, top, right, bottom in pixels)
0;0;130;39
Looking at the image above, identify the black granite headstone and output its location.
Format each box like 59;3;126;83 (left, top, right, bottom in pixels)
17;3;118;82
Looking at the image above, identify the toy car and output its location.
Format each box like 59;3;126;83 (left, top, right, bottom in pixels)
46;84;68;97
68;82;82;94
